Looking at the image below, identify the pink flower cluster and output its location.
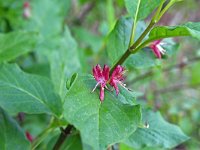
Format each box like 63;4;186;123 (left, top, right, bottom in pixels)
92;65;125;102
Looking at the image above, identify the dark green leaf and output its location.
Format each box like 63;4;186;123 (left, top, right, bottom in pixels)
64;74;141;150
124;109;189;149
0;63;62;117
0;107;30;150
0;31;37;63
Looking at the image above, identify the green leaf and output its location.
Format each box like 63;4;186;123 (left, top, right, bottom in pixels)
126;48;161;69
124;0;162;20
106;17;159;69
106;17;180;69
23;0;71;38
63;74;141;150
0;31;37;63
106;17;132;64
127;38;179;69
0;107;30;150
0;63;62;117
123;109;189;149
49;26;81;99
147;22;200;43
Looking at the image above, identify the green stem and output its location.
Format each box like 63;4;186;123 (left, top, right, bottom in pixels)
31;117;56;149
152;0;166;22
132;0;180;54
110;20;156;73
53;125;73;150
110;0;177;73
31;127;54;150
130;20;155;51
157;0;180;21
128;0;141;47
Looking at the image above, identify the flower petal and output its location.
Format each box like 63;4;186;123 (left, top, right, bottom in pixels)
93;64;102;81
100;86;105;101
109;65;125;95
102;65;110;81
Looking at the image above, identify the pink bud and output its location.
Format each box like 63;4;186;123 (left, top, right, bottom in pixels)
23;2;30;8
26;131;33;142
23;2;31;19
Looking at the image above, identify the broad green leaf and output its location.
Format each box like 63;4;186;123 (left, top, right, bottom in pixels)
146;22;200;43
0;107;30;150
124;0;162;20
49;26;81;99
124;109;189;149
64;74;141;150
23;0;71;38
107;17;147;67
0;31;37;63
0;63;62;117
106;17;133;64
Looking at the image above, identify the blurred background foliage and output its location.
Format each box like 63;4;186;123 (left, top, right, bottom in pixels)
0;0;199;149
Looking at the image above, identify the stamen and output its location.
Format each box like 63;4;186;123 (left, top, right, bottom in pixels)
91;82;100;93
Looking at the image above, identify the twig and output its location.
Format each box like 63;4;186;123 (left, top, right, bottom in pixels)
110;20;156;74
130;56;200;84
153;83;200;94
53;125;73;150
74;2;95;25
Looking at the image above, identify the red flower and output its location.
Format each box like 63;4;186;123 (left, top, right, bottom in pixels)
26;131;33;142
109;65;125;95
149;40;166;59
92;64;110;101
